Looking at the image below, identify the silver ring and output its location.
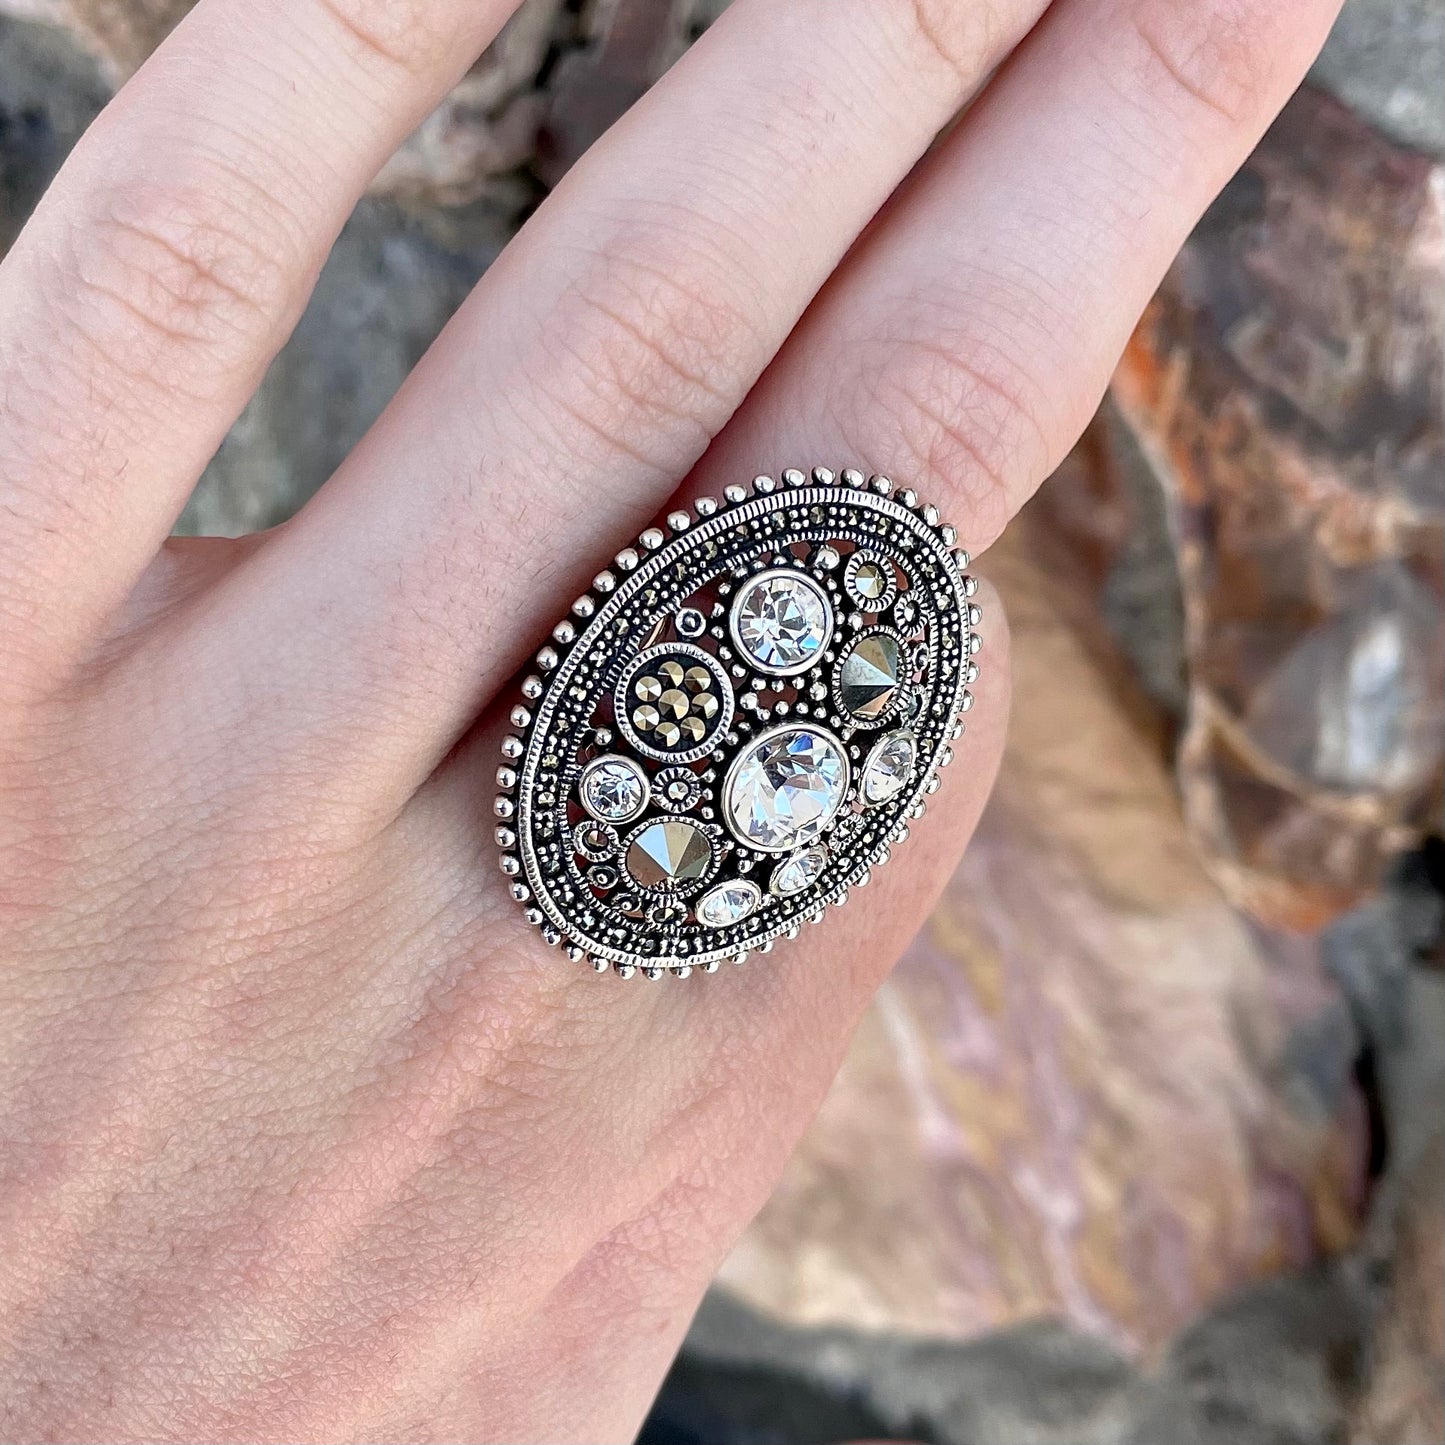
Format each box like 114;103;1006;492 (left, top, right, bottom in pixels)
495;466;981;980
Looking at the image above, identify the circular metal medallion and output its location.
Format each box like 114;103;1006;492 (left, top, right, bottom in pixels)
615;642;733;764
495;467;981;979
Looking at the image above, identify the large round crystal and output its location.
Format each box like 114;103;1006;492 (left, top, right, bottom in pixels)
730;570;832;674
723;725;849;853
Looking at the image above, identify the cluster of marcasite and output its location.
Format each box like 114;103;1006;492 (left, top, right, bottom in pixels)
494;466;982;979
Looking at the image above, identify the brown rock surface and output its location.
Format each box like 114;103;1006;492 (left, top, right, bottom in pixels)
717;455;1367;1354
1112;85;1445;931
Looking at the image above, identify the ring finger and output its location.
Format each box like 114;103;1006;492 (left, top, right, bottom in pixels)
694;0;1343;546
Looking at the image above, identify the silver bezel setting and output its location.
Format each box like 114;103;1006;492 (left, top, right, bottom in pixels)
860;729;918;807
619;815;721;897
831;624;911;730
721;721;852;855
614;641;735;765
696;878;763;929
769;845;829;897
727;566;835;677
495;467;980;978
843;549;899;614
578;753;651;824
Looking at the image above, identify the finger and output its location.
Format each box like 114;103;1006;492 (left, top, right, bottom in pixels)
188;0;1055;808
693;0;1342;541
0;0;524;689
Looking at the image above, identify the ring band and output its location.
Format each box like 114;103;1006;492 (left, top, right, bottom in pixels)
495;466;981;979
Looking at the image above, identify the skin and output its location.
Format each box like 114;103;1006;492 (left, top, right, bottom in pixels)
0;0;1341;1438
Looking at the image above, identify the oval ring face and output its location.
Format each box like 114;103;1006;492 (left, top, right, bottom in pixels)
495;469;981;977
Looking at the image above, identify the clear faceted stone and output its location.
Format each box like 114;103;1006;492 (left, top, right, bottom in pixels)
838;632;903;721
770;846;827;896
580;755;648;822
626;819;713;890
732;572;831;673
724;726;848;853
862;731;916;805
696;879;761;928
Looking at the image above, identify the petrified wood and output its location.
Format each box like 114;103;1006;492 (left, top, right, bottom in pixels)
1113;86;1445;929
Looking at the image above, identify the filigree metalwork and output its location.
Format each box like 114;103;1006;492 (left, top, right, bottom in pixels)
495;467;981;979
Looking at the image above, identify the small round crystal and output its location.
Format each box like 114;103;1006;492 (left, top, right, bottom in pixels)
579;755;649;823
696;879;761;928
861;731;916;806
770;846;828;896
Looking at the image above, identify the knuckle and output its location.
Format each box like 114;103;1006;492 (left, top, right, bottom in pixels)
62;173;301;402
314;0;466;79
894;0;1005;88
843;327;1050;545
1124;0;1274;126
543;237;760;473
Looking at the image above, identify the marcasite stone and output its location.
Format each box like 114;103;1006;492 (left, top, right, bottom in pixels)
626;819;713;891
837;631;903;721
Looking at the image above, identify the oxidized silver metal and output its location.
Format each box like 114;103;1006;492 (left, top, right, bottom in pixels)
495;466;981;979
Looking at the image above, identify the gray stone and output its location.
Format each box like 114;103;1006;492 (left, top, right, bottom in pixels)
0;14;110;253
656;1265;1370;1445
1312;0;1445;157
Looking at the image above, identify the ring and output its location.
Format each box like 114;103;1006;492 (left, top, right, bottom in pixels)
495;466;981;979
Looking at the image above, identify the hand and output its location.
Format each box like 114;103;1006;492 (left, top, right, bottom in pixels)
0;0;1340;1438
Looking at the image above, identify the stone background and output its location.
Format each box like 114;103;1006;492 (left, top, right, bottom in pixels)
0;2;1440;1442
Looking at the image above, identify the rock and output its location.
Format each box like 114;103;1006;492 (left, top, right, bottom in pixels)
0;11;109;252
657;1291;1139;1445
1329;874;1445;1445
657;1269;1368;1445
1311;0;1445;157
1351;1133;1445;1444
1021;408;1191;728
714;452;1367;1355
1111;85;1445;931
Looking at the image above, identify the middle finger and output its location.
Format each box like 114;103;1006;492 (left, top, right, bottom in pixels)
184;0;1056;808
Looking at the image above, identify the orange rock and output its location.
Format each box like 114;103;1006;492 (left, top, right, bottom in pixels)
1113;86;1445;929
